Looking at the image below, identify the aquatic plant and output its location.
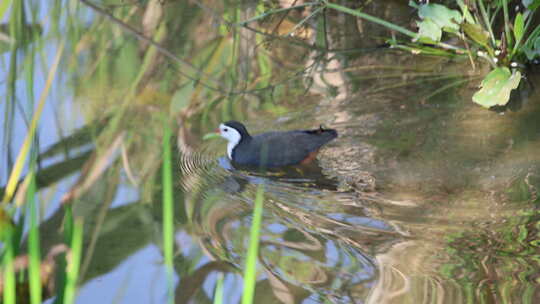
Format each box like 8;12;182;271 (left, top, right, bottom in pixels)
324;0;540;108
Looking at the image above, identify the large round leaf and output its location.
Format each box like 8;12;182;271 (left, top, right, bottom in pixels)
472;67;521;108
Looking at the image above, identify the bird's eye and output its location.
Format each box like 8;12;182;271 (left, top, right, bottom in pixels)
223;128;228;132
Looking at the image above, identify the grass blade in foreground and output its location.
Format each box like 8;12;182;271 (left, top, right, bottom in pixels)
27;171;42;304
213;273;224;304
241;185;265;304
2;42;64;204
162;120;175;304
2;230;16;304
64;218;83;304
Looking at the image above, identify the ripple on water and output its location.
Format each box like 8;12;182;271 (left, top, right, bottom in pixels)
178;140;404;301
175;88;540;303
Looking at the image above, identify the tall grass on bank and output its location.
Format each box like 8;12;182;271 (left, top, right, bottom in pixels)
162;119;175;304
241;185;265;304
1;41;66;303
0;36;85;303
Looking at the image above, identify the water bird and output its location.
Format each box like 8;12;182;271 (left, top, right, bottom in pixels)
217;120;337;167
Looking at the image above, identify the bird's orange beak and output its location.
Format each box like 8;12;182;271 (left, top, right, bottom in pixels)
215;128;220;134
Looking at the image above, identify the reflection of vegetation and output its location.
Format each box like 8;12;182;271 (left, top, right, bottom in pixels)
2;0;381;302
442;171;540;303
0;23;42;53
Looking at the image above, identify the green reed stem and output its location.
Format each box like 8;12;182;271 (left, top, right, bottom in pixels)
53;206;74;304
501;0;511;46
63;205;74;244
2;231;16;304
213;273;225;304
28;170;41;304
162;119;175;304
422;77;477;101
64;218;83;304
241;185;265;304
476;0;496;46
324;2;416;38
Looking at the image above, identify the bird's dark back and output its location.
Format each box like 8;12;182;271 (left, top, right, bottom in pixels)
233;127;337;167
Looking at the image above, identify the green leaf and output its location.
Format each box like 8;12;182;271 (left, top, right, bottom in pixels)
456;0;476;24
462;22;489;47
526;0;540;10
514;13;524;43
416;19;442;43
535;37;540;51
418;4;463;33
473;67;521;108
524;36;540;60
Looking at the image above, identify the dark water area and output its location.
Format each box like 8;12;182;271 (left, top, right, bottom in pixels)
2;0;540;303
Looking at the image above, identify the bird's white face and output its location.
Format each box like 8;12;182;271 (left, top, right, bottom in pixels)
218;123;241;159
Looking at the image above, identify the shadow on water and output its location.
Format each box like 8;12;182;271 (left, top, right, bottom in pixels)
3;0;540;303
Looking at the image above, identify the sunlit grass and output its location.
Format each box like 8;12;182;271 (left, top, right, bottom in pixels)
241;185;265;304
